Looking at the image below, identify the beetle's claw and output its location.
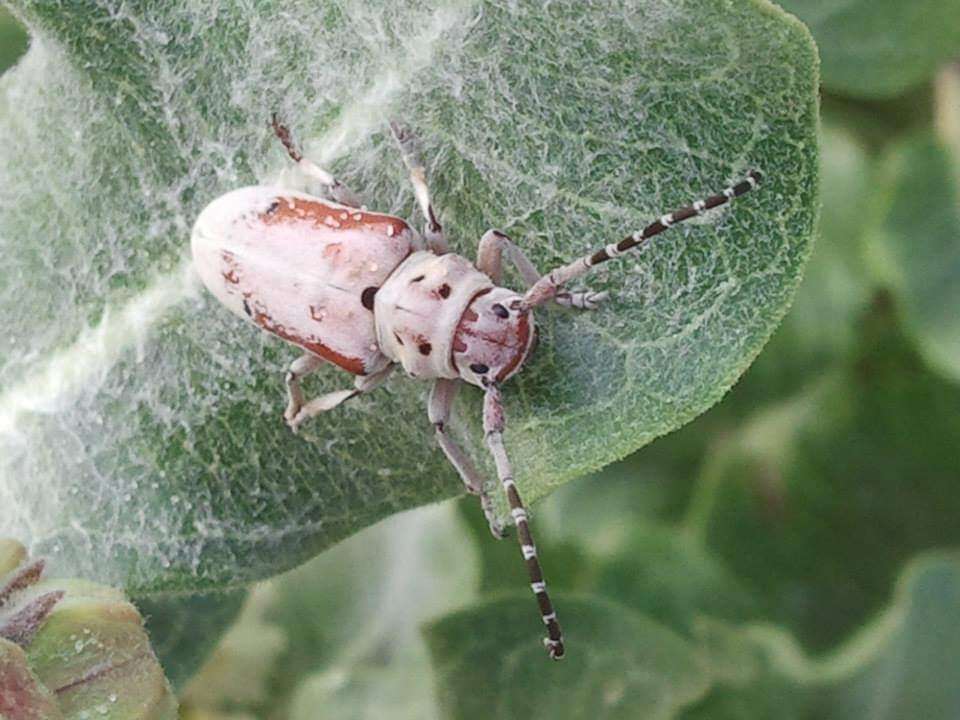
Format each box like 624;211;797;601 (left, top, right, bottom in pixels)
488;518;507;540
544;637;565;660
284;409;303;434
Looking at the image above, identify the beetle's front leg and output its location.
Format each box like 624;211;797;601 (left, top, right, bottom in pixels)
477;230;608;310
271;114;363;207
428;378;505;538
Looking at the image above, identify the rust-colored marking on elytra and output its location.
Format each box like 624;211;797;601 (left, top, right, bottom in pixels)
322;242;344;259
220;250;242;284
260;196;410;240
253;308;365;375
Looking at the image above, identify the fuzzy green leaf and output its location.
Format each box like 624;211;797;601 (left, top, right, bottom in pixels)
0;0;818;593
775;0;960;99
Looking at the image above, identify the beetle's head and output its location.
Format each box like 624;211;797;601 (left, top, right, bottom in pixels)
453;287;535;388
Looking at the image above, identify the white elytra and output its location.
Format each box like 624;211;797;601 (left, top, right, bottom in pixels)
191;117;762;661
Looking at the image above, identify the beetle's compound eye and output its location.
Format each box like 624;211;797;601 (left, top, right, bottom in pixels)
453;287;535;388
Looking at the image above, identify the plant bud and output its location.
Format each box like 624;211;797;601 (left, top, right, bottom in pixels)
0;539;177;718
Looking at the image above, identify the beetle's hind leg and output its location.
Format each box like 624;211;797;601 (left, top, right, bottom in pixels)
476;230;608;310
284;356;394;433
284;353;323;425
429;379;505;538
271;114;362;208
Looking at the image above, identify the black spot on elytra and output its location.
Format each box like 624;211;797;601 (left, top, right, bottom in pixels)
242;299;252;317
361;286;378;310
492;303;509;318
470;363;489;374
418;342;432;356
438;283;451;298
411;275;425;283
394;332;405;346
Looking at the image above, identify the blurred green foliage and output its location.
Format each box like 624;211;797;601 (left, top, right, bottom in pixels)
1;2;959;719
0;8;26;72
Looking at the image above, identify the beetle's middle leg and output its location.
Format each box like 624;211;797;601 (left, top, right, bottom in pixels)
285;358;394;433
389;120;449;255
476;229;608;310
429;378;505;538
271;114;362;207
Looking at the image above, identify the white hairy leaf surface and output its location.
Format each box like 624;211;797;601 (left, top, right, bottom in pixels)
0;0;818;593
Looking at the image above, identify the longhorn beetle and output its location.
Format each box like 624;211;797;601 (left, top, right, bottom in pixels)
191;116;761;659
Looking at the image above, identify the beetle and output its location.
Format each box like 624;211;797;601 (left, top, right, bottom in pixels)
190;115;761;659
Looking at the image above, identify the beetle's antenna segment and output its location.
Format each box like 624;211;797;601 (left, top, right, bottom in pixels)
483;383;565;660
522;171;762;308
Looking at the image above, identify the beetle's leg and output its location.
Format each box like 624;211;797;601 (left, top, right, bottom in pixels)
271;113;363;208
429;378;505;539
483;382;565;660
477;230;608;310
389;120;449;254
287;364;395;433
522;172;762;309
284;353;324;425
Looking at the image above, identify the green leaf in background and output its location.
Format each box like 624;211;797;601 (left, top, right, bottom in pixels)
596;525;757;636
679;553;960;720
775;0;960;99
287;642;437;720
139;589;246;691
867;131;960;385
180;586;288;716
821;552;960;719
182;503;477;718
0;7;26;72
0;0;818;595
678;619;811;720
690;316;960;653
426;595;710;720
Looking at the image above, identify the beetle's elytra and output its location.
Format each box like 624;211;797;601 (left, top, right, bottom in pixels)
191;115;761;659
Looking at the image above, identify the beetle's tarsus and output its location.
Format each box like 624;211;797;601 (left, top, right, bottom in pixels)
486;514;507;540
270;113;303;163
554;289;609;311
